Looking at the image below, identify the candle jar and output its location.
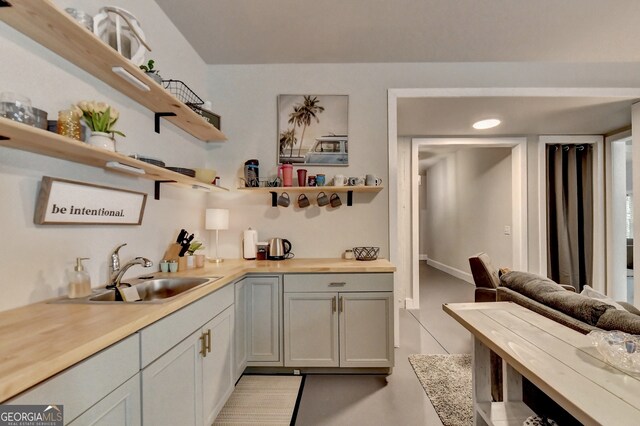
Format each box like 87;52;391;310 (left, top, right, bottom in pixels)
57;109;82;141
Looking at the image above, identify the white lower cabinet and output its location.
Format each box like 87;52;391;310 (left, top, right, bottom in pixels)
9;334;140;425
234;278;248;381
70;374;141;426
244;275;282;366
140;284;235;426
283;273;394;368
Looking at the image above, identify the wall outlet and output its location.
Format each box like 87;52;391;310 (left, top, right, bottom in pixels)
504;225;511;236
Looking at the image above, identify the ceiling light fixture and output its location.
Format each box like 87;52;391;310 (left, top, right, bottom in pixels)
473;118;501;130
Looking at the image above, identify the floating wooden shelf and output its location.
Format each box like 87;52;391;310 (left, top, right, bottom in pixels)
238;185;383;206
0;0;226;142
0;118;229;199
237;185;384;193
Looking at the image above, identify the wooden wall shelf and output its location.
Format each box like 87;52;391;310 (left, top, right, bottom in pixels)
0;0;226;142
0;118;229;199
238;185;383;207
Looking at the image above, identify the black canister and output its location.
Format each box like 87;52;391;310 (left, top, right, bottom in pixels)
244;159;259;187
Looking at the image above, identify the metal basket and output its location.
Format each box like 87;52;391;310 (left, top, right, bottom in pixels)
353;247;380;261
162;79;204;106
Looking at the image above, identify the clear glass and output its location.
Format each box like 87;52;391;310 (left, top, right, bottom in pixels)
57;109;82;141
0;92;34;125
589;330;640;373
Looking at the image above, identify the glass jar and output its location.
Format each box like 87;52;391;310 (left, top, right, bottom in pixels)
57;109;82;141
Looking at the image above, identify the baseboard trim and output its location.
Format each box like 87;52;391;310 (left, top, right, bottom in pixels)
419;254;429;261
426;258;474;285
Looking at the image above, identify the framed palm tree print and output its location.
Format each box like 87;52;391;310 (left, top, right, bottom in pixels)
278;94;348;166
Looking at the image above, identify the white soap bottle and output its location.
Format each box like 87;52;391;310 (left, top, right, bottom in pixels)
68;257;91;298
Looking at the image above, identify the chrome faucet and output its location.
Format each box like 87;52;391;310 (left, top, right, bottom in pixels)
109;243;128;284
108;257;153;289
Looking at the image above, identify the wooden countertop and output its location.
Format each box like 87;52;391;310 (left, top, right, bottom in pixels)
0;258;394;402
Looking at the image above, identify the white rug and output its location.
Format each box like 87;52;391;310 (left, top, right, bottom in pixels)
408;354;472;426
213;375;303;425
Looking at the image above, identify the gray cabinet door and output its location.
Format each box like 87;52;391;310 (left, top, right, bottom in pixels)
246;276;281;364
142;329;203;426
234;279;248;381
202;305;235;426
284;292;339;367
69;374;141;426
339;292;394;367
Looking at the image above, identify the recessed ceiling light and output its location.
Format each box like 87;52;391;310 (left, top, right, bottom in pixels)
473;118;501;130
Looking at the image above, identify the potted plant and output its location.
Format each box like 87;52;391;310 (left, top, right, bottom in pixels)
139;59;163;84
74;101;125;152
187;241;206;268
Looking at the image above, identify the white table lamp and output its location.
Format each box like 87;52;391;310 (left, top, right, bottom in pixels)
206;208;229;263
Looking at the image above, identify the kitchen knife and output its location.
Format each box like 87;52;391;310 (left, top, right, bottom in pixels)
176;229;187;244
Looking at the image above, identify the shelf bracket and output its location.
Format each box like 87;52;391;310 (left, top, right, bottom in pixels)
269;191;278;207
154;180;175;200
0;1;12;7
0;135;9;140
347;190;353;206
154;112;177;133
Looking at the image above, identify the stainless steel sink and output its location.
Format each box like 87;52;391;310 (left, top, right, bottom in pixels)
53;276;221;304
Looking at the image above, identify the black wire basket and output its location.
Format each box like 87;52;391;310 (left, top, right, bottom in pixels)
162;79;204;107
353;247;380;261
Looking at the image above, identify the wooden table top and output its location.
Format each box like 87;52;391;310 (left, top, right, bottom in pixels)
0;258;394;402
444;302;640;426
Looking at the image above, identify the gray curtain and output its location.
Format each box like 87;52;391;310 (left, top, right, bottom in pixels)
546;144;593;291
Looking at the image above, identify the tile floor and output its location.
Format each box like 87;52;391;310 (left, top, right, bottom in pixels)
294;262;474;425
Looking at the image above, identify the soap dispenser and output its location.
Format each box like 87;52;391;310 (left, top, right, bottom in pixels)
68;257;91;299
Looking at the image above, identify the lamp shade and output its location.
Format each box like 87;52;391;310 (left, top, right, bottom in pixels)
205;209;229;230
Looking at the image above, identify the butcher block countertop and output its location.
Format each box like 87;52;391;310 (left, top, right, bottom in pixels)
0;258;395;402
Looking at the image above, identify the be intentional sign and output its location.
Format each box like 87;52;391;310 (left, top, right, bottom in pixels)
35;177;147;225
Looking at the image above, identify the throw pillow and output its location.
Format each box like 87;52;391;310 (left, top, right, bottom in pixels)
580;285;626;311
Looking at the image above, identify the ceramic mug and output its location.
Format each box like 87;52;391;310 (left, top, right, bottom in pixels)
333;174;345;186
308;175;316;187
277;192;290;207
298;194;310;208
348;177;358;186
330;193;342;207
316;174;326;186
317;191;330;206
365;174;383;186
159;260;169;273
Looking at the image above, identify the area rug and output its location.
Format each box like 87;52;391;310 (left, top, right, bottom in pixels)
408;354;472;426
213;375;303;425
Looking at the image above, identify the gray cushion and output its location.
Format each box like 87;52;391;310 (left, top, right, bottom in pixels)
596;309;640;334
500;271;612;326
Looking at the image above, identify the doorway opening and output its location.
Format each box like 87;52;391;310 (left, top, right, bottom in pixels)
408;137;527;309
606;133;634;303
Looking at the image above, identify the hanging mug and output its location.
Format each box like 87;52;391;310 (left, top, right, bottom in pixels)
330;193;342;207
317;191;330;206
277;192;290;207
298;194;310;208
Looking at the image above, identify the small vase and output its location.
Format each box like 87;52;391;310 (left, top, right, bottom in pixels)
88;131;115;151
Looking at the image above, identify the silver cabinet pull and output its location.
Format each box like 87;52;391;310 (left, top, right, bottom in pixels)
332;296;337;312
339;296;344;313
329;282;346;287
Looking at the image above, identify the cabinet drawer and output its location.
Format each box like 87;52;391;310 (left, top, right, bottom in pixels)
140;284;234;367
284;273;393;293
9;334;139;424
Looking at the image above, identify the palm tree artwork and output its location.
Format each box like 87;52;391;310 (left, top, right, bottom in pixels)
288;95;325;157
279;128;297;156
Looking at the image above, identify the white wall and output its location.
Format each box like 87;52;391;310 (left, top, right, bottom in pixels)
0;0;215;311
423;148;513;273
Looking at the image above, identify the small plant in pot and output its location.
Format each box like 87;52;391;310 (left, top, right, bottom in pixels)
187;241;206;268
140;59;162;84
74;100;125;151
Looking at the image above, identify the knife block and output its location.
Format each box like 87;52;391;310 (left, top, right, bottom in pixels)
163;243;182;262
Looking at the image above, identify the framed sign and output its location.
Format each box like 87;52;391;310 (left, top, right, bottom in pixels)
278;94;348;166
35;177;147;225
